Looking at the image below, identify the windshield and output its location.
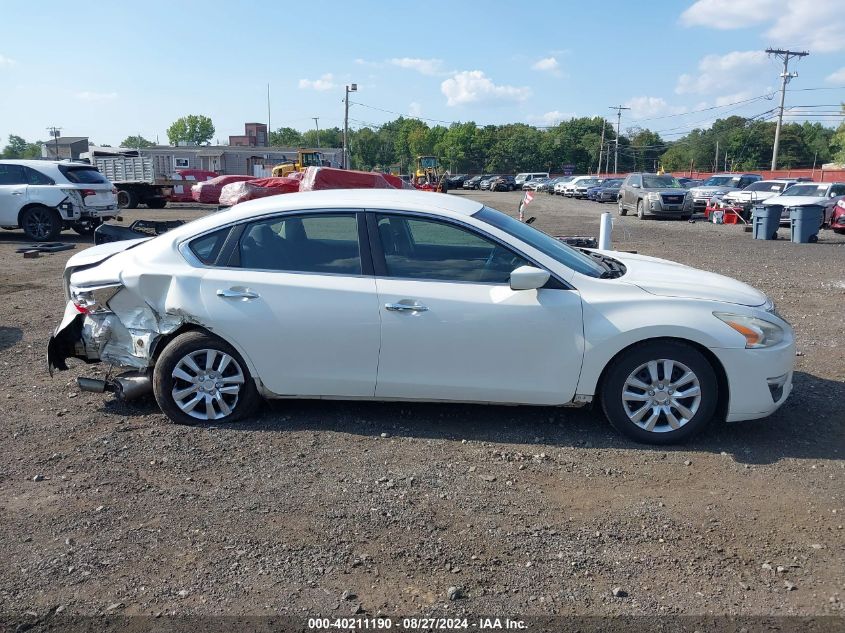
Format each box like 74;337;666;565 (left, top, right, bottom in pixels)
745;181;786;193
642;175;682;189
603;179;622;187
781;184;828;197
579;179;599;187
475;207;606;278
702;176;737;187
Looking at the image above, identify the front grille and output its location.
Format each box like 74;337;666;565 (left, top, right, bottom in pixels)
662;194;684;204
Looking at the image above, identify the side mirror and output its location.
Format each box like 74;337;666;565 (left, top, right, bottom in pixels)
631;183;641;189
509;265;550;291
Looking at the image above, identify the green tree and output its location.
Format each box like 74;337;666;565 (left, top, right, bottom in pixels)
827;105;845;164
302;126;342;149
120;135;155;149
1;134;42;159
166;115;215;146
269;127;303;146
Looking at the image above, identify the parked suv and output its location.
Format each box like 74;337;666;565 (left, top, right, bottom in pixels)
0;160;118;241
688;173;762;212
618;173;693;220
490;175;517;191
514;172;550;188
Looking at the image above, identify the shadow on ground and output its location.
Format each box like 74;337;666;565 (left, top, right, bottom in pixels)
102;370;844;466
0;326;23;352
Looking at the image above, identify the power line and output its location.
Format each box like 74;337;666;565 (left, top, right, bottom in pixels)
766;47;810;170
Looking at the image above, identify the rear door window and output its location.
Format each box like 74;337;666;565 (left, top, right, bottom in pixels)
24;167;54;185
237;213;361;275
0;164;26;185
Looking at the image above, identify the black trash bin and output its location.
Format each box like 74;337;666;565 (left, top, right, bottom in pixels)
789;205;824;244
752;205;781;240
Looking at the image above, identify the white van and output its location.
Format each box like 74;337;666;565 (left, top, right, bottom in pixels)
515;172;550;187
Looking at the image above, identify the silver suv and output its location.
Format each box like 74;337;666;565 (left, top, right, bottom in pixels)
0;160;118;241
688;173;762;212
618;173;693;220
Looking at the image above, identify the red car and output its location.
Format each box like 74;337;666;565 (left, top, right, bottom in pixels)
832;199;845;235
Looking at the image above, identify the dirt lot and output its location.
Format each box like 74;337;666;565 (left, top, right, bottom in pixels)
0;191;843;622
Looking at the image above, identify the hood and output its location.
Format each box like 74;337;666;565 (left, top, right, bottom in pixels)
64;237;150;269
723;190;779;202
762;195;828;207
607;251;767;307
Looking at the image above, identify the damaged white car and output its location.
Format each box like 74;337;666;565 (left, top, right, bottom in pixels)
49;189;795;444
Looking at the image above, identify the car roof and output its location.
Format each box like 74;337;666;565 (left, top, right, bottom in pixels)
165;189;486;241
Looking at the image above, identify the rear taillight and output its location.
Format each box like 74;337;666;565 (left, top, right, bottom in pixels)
81;189;97;198
70;283;123;315
111;186;118;194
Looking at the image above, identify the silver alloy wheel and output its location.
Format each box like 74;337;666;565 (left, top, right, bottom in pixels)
171;348;245;421
24;208;54;240
621;359;702;433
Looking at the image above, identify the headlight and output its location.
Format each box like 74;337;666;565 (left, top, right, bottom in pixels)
70;283;123;315
713;312;785;349
647;192;661;201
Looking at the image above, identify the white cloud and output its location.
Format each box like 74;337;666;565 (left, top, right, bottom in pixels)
680;0;780;29
675;50;769;95
354;58;382;67
681;0;845;52
826;67;845;84
298;73;336;91
441;70;531;106
531;57;560;74
75;91;118;101
528;110;575;126
0;54;17;67
408;101;422;117
389;57;443;75
624;96;686;119
713;90;754;106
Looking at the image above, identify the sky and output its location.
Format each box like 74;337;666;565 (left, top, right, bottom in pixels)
0;0;843;147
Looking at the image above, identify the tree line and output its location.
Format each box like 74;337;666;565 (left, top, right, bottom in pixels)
4;107;843;174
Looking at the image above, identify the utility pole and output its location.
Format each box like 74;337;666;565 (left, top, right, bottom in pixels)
597;119;606;176
714;139;719;172
46;126;62;159
343;83;357;169
608;105;629;174
766;48;809;170
312;117;321;148
267;84;271;147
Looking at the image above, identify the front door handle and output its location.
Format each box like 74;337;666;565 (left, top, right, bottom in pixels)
217;288;260;300
11;191;23;196
385;302;428;313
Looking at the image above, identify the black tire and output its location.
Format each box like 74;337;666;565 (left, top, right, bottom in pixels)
153;331;261;426
146;197;168;209
618;199;627;216
771;230;779;240
117;189;139;209
637;199;646;219
681;214;692;221
600;340;718;444
21;205;62;242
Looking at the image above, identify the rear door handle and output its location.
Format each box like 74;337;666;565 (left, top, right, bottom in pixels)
11;192;23;196
385;302;428;312
217;288;260;300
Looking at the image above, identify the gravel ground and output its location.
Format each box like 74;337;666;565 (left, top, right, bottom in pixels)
0;191;843;621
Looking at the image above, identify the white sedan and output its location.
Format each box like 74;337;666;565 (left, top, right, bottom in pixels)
48;190;794;444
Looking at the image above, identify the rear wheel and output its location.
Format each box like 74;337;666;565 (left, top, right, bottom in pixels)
21;206;61;242
600;340;718;444
153;331;261;425
117;189;139;209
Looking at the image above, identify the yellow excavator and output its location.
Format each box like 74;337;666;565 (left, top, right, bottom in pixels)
414;155;440;186
271;149;325;177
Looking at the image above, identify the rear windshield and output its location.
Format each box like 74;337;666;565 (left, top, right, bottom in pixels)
59;165;109;184
702;176;737;187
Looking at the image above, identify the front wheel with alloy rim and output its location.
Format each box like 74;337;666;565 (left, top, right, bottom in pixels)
153;331;260;425
600;340;718;444
618;199;627;216
637;199;646;219
21;205;62;241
